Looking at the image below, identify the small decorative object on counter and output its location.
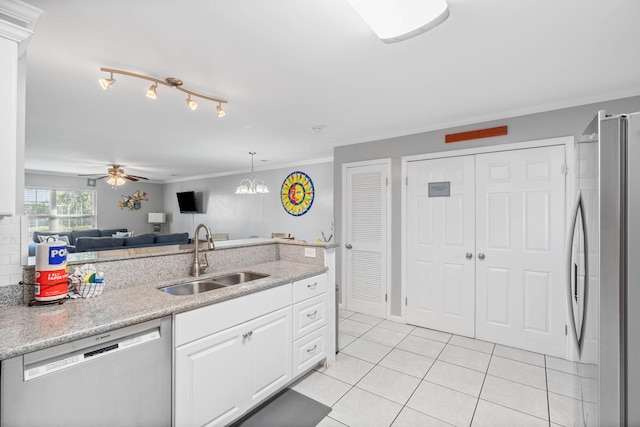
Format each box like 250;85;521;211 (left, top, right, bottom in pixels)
69;264;105;298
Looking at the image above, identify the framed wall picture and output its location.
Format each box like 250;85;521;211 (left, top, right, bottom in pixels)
281;171;314;216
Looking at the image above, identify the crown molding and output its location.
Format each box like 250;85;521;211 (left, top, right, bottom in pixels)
0;0;42;53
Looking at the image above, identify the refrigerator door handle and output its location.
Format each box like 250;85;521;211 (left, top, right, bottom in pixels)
573;263;578;302
566;190;589;355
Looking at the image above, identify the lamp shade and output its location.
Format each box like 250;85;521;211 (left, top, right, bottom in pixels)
148;212;166;223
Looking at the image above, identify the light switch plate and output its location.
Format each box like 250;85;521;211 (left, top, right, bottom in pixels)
304;247;316;258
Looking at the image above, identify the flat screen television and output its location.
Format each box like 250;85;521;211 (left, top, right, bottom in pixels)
177;191;199;213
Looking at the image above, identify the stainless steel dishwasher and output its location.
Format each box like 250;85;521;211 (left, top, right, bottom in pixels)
1;315;172;427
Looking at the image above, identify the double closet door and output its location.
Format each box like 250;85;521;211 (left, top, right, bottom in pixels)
405;145;566;356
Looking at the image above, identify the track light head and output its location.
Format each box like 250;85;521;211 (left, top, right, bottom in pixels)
186;95;198;111
216;103;226;118
99;72;116;90
146;83;158;99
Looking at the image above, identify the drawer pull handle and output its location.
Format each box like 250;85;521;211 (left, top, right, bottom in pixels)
307;282;317;290
307;311;318;318
306;344;318;353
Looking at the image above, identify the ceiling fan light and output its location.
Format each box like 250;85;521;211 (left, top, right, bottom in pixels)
216;104;226;118
186;95;198;111
106;176;126;187
146;83;158;99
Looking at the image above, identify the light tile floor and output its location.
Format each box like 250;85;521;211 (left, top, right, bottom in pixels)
292;310;585;427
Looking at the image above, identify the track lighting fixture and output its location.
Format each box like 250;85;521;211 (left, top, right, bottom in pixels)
98;67;228;115
146;83;158;99
99;72;116;90
186;94;198;111
216;103;226;118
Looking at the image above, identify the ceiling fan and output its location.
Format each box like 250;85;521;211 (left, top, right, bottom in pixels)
79;164;149;186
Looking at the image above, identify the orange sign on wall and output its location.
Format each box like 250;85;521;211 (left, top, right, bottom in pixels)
445;126;508;143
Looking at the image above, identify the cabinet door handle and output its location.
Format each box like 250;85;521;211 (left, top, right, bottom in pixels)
306;344;318;353
242;331;253;340
307;282;317;290
307;311;318;318
478;253;486;260
466;252;473;259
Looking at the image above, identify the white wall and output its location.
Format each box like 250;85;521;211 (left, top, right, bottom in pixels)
162;161;333;243
334;94;640;316
25;173;165;236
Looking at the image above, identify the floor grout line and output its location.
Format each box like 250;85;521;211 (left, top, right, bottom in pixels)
326;311;566;426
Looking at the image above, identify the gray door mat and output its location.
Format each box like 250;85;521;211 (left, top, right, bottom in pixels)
230;388;332;427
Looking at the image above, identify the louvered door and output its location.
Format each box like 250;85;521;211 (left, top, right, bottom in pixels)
343;161;389;317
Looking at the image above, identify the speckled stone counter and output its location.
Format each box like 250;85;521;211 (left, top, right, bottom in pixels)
0;259;328;360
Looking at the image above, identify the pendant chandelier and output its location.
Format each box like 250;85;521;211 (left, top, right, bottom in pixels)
235;152;270;195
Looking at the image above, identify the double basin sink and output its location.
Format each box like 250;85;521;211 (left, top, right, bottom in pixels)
160;272;269;296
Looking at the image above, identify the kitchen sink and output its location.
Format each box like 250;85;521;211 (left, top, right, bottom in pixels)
209;272;269;286
160;280;227;295
160;272;269;295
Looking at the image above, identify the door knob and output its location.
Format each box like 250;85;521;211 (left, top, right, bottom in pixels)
478;253;486;260
345;243;353;249
466;252;473;259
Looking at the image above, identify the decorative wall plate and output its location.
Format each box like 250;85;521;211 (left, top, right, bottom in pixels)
281;171;314;216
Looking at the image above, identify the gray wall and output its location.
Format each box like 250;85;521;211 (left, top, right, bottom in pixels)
25;173;165;235
162;161;334;243
334;95;640;317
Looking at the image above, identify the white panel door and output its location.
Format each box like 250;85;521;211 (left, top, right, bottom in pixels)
344;162;389;317
406;156;476;336
475;145;566;357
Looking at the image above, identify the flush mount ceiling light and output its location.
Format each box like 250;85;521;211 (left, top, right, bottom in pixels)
99;67;228;117
235;152;270;195
346;0;449;43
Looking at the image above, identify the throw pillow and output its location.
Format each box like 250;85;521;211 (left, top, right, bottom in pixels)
112;231;134;238
38;234;71;244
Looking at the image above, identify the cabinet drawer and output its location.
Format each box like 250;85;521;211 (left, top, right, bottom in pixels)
175;283;292;347
292;294;326;340
293;273;327;304
292;326;326;377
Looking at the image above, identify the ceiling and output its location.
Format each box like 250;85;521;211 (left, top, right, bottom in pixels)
22;0;640;183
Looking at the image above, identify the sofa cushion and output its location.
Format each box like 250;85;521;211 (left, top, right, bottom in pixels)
100;228;128;237
72;229;101;243
33;231;73;244
155;232;190;245
75;236;125;252
124;234;155;247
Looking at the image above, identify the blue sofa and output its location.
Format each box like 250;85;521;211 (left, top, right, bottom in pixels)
29;228;127;256
29;229;190;255
74;232;190;252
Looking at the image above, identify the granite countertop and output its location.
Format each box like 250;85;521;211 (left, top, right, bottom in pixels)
0;260;327;360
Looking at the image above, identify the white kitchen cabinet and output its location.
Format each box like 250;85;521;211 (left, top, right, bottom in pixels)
174;272;330;427
0;2;41;216
174;285;292;427
291;273;329;378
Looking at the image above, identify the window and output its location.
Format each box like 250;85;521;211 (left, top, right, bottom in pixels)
24;187;97;237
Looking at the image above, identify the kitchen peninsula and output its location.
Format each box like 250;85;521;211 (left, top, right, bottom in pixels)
0;237;337;426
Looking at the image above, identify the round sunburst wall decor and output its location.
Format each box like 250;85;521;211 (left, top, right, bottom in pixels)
281;171;314;216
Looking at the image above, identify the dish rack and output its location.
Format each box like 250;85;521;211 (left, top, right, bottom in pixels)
71;281;105;298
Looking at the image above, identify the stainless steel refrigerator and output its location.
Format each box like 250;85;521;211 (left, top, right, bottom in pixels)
568;110;640;426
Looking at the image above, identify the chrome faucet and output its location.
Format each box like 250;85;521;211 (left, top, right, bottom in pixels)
192;223;215;277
